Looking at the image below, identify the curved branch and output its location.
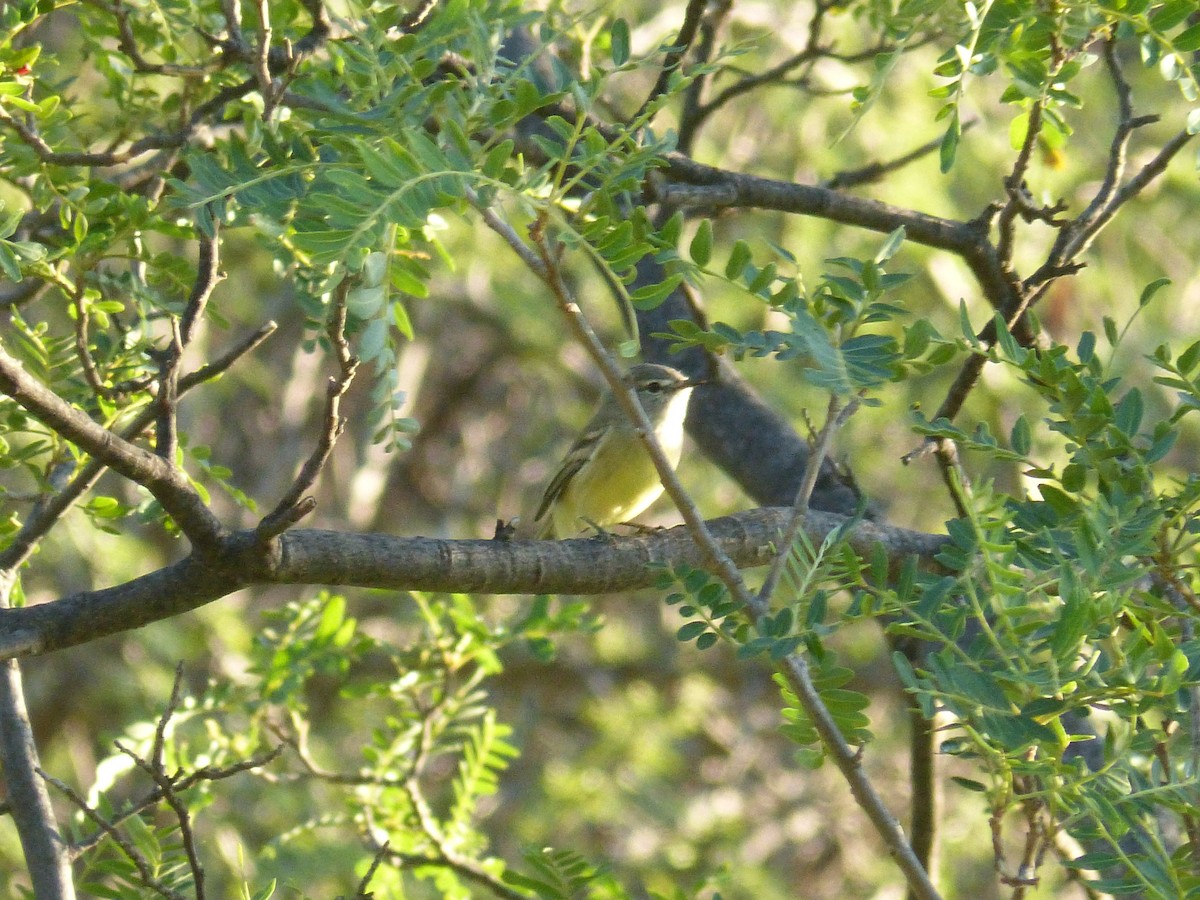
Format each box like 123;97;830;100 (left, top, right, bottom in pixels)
0;340;225;551
654;154;1017;316
0;322;277;574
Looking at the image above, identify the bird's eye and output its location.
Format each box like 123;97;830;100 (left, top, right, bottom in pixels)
646;381;664;393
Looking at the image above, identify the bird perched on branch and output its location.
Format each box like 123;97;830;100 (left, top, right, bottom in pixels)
533;363;703;539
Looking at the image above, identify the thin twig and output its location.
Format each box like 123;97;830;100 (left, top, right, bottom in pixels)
253;0;276;115
1038;125;1193;279
70;744;283;857
0;326;257;551
757;392;860;608
372;776;527;900
152;215;222;463
40;767;189;900
918;38;1193;448
269;717;405;787
465;187;547;277
220;0;244;46
373;842;528;900
0;0;336;174
180;216;222;346
71;280;110;400
823;124;976;190
689;0;834;132
0;321;276;575
515;218;940;899
113;662;208;899
256;279;357;538
631;0;708;124
83;0;216;76
995;99;1046;269
672;1;731;154
182;320;278;390
151;318;183;463
355;840;390;897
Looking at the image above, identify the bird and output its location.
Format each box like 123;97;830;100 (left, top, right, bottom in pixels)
533;363;703;539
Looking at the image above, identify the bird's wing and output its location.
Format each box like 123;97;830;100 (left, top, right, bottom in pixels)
533;425;603;524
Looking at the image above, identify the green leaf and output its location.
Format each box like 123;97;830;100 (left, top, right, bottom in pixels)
725;239;752;279
629;274;683;310
1113;388;1143;436
1061;463;1086;493
1102;316;1119;347
0;244;20;281
993;313;1020;360
950;777;988;793
658;210;684;245
689;219;713;267
1139;276;1172;307
959;301;978;345
939;110;961;173
1077;330;1095;364
482;139;514;178
392;299;414;340
874;227;905;264
347;284;385;319
1149;0;1193;32
610;18;631;66
1010;415;1032;455
359;317;389;361
1177;339;1200;375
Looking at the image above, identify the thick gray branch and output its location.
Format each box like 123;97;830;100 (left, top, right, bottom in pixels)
0;509;948;660
0;660;76;898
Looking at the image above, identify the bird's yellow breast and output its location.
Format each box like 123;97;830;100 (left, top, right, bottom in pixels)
548;389;690;537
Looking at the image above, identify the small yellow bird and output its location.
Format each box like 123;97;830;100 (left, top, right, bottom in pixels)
533;363;703;539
